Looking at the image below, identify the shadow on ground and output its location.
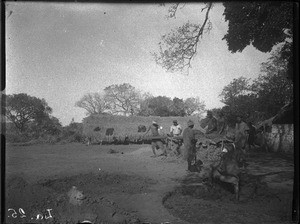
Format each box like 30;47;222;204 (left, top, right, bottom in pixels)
162;152;294;224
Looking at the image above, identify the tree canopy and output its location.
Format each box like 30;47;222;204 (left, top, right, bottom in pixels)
183;97;206;116
138;95;206;117
252;46;293;116
3;93;53;133
153;3;213;74
218;47;293;125
146;96;173;117
222;2;293;54
223;2;294;79
75;92;110;116
104;83;141;116
154;2;294;79
219;77;252;105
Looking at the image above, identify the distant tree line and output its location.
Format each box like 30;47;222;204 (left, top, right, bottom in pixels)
75;83;206;117
2;93;84;143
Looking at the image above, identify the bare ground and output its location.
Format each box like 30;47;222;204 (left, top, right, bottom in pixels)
4;143;294;224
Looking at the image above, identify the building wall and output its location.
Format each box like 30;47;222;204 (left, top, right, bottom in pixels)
266;124;294;153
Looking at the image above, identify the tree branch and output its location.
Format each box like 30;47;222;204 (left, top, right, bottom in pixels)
153;3;213;74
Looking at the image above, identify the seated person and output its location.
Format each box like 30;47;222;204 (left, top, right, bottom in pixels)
199;110;218;134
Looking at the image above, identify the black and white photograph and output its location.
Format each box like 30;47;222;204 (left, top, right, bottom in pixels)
2;1;298;224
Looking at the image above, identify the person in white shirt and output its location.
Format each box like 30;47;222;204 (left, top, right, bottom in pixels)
170;120;182;137
169;120;183;156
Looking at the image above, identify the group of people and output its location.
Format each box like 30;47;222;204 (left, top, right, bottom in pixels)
142;119;183;157
143;110;255;172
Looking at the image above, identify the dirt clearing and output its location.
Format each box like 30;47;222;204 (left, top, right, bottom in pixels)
4;143;294;223
6;172;157;223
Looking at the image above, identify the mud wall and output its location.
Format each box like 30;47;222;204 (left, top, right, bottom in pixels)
266;124;294;154
82;115;201;141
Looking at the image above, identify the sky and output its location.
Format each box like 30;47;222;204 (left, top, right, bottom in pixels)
5;2;271;126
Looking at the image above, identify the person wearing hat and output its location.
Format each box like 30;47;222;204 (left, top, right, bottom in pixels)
170;120;182;137
143;121;167;157
182;119;203;171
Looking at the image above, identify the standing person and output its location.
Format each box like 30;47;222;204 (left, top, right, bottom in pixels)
183;120;202;171
169;120;183;156
143;121;167;157
235;116;249;150
217;111;227;135
247;122;257;150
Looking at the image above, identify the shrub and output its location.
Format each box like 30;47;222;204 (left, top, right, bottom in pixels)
5;133;31;143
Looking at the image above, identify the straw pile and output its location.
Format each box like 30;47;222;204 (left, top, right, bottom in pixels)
82;115;201;141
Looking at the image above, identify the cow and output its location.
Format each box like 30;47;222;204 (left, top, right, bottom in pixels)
106;128;114;136
94;127;101;132
202;139;244;201
253;126;270;152
138;125;147;133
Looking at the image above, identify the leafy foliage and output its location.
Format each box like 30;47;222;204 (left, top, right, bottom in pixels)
28;116;62;138
222;2;294;79
153;3;213;74
138;95;206;117
104;83;142;116
75;92;110;115
219;77;252;105
147;96;174;117
61;121;83;143
3;93;66;143
252;46;293;117
170;97;185;116
154;2;294;79
183;97;206;116
3;93;52;133
76;85;206;118
137;92;154;116
218;47;293;126
222;2;293;53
